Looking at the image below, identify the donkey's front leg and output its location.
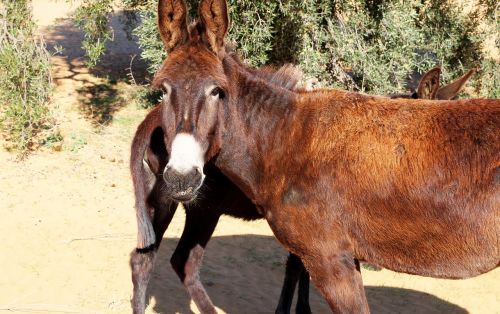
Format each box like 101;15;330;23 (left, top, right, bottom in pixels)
131;200;178;314
300;249;369;314
170;208;221;314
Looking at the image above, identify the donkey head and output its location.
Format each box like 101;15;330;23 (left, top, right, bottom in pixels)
417;67;475;100
390;67;475;100
153;0;230;202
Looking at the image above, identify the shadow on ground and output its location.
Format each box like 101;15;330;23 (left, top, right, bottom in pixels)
76;81;125;126
143;234;467;314
44;11;149;82
42;10;150;126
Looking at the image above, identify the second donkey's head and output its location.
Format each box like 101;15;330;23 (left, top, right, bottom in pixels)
389;67;475;100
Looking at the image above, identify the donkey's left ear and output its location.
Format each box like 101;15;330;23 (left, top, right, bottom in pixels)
198;0;229;55
416;67;441;99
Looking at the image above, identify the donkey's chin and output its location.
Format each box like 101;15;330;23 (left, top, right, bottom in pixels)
170;189;198;203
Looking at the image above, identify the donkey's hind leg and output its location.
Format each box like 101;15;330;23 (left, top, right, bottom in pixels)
170;208;220;314
275;253;311;314
296;263;312;314
131;201;178;314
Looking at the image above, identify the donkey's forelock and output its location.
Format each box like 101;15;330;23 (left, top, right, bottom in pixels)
151;43;229;91
152;11;231;89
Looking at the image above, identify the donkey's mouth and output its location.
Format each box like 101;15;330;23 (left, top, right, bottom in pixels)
171;188;197;203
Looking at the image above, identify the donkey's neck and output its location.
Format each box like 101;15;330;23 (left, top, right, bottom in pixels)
214;57;298;204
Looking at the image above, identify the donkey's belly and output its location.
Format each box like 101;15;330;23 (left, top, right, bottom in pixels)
368;245;499;279
355;203;499;279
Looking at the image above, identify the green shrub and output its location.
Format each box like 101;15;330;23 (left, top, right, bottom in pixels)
74;0;114;67
269;0;498;96
0;0;54;153
77;0;499;98
477;59;500;99
132;0;166;74
318;1;438;93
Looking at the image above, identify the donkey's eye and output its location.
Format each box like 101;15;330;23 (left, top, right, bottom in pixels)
210;87;225;99
161;82;171;95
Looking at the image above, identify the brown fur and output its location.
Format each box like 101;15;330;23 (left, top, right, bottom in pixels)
184;245;217;314
198;0;229;55
153;0;500;312
129;71;311;314
130;251;155;313
129;5;311;311
158;0;188;51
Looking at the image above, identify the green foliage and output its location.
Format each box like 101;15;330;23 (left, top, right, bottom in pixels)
319;1;436;93
0;0;54;153
77;0;499;98
268;0;497;95
477;59;500;99
67;133;88;152
40;130;63;149
74;0;113;67
134;0;280;71
134;86;162;109
132;0;166;74
227;0;278;66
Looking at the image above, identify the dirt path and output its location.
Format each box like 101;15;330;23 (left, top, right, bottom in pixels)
0;1;498;313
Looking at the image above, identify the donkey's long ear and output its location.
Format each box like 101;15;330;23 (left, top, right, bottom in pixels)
198;0;229;54
436;68;475;100
416;67;441;99
158;0;188;51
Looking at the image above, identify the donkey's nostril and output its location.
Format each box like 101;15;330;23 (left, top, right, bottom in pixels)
188;168;201;180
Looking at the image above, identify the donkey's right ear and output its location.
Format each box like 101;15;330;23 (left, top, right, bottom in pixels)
158;0;188;51
416;67;441;99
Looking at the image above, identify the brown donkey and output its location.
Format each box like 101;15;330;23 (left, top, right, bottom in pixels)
150;0;499;312
129;64;471;313
130;63;314;314
129;48;469;314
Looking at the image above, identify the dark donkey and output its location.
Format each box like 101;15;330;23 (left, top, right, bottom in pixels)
130;63;473;313
151;0;500;312
388;66;475;100
130;63;314;313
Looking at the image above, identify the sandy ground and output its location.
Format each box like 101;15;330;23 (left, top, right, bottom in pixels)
0;1;499;313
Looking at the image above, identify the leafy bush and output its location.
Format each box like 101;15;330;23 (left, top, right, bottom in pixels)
0;0;54;153
477;59;500;99
270;0;498;95
131;0;166;74
74;0;114;67
77;0;499;98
